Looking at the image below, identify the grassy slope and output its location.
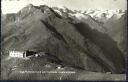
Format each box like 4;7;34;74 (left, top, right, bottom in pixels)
1;55;126;80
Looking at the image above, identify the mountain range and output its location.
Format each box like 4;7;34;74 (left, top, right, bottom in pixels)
1;4;126;74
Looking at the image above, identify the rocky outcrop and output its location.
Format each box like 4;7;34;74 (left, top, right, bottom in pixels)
2;4;125;73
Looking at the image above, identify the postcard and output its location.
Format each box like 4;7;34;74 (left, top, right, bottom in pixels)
1;0;127;81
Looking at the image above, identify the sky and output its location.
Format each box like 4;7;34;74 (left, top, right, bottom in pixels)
1;0;127;14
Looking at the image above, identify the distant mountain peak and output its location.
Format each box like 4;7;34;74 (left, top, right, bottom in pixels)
27;4;34;8
19;4;36;12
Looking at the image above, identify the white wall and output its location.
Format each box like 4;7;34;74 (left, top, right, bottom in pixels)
9;51;24;58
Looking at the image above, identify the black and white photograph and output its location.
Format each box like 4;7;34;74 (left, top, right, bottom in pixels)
1;0;127;81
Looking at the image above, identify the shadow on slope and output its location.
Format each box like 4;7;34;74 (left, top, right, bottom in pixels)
73;22;125;73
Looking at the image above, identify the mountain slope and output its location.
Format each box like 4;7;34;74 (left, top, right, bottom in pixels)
1;4;125;73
